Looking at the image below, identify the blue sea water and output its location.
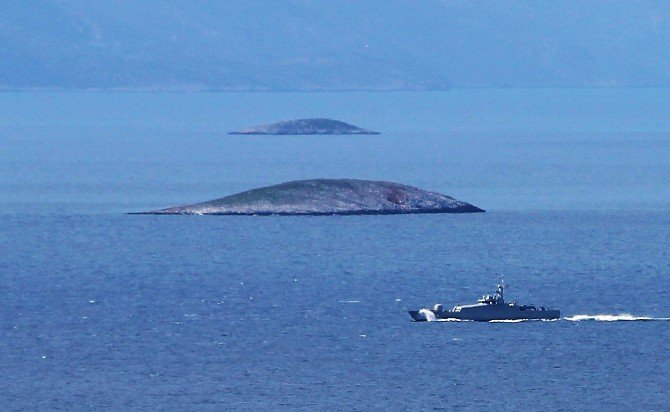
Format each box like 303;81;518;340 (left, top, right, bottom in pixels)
1;90;670;409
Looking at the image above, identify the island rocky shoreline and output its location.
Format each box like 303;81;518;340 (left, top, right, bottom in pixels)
131;179;484;216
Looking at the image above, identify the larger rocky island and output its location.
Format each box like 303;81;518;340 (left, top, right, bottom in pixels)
132;179;484;215
229;118;380;135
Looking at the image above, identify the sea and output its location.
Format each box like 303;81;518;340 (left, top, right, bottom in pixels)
1;89;669;410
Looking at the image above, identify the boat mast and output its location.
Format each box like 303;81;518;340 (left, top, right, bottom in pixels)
498;275;505;302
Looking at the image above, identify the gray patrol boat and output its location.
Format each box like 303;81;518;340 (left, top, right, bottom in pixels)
409;282;560;322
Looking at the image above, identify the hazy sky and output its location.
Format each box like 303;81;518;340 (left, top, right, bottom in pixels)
2;0;670;90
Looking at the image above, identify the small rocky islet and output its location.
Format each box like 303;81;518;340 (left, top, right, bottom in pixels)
132;179;484;216
229;118;380;135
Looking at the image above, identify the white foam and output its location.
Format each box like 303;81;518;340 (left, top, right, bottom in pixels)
488;319;527;323
564;313;670;322
418;308;436;322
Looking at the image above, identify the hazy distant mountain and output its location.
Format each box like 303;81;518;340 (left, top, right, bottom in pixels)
229;118;380;135
2;0;670;91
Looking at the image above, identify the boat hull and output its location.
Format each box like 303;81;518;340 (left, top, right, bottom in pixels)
409;308;560;322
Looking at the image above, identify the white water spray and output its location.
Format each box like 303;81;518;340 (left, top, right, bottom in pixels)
418;308;436;322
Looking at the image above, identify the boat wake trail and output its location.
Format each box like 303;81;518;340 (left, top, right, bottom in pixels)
564;314;670;322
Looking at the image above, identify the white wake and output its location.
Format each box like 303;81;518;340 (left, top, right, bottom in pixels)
564;313;670;322
436;318;471;322
488;319;531;323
